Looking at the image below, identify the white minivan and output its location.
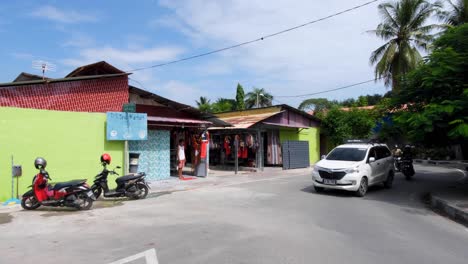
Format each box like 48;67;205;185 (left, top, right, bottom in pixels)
312;142;395;197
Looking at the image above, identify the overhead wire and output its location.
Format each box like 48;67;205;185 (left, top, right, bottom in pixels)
126;0;379;72
274;78;382;98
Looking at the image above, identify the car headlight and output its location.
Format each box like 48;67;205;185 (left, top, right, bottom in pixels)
345;167;359;174
312;166;320;174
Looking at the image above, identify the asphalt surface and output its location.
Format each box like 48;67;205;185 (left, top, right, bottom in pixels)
1;165;467;264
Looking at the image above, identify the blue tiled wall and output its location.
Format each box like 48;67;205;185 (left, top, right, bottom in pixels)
129;130;170;181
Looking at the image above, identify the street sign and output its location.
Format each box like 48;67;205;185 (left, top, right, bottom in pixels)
123;103;136;113
106;112;147;141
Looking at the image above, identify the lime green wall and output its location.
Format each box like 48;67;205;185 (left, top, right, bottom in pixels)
0;107;124;202
279;127;320;165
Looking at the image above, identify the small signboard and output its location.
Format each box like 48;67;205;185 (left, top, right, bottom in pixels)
123;103;136;113
107;112;147;141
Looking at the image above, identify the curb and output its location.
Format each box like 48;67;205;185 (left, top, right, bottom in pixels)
429;193;468;227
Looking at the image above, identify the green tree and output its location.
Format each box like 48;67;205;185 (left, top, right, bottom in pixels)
369;0;441;91
319;106;377;147
211;98;236;113
298;98;336;112
392;24;468;145
438;0;468;27
357;96;369;107
195;96;212;113
235;83;246;110
245;88;273;108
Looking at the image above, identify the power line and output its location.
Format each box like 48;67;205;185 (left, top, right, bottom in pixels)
127;0;379;72
274;78;381;98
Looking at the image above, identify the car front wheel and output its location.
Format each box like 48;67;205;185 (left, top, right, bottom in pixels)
355;177;368;197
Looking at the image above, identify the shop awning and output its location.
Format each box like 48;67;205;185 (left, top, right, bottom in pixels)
147;116;212;125
210;111;281;129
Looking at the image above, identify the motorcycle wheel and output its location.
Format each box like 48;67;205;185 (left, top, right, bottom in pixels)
132;182;149;200
21;196;41;210
76;194;94;210
403;171;413;180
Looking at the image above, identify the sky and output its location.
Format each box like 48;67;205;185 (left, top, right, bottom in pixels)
0;0;391;107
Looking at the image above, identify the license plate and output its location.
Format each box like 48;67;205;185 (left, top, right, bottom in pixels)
86;191;93;197
323;179;336;185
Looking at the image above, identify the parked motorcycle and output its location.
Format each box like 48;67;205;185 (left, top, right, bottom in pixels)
91;153;149;200
21;157;96;210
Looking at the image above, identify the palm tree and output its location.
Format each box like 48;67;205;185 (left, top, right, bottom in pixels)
439;0;467;27
195;96;212;113
245;88;273;108
369;0;441;91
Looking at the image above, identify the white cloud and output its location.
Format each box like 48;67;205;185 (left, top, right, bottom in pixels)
157;0;389;105
150;80;203;105
61;45;185;68
31;5;98;24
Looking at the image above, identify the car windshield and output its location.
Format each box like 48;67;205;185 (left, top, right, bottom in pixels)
326;147;367;161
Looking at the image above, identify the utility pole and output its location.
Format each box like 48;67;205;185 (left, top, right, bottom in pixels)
256;93;264;108
256;93;259;108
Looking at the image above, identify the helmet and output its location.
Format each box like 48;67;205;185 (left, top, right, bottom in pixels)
101;153;111;164
34;157;47;169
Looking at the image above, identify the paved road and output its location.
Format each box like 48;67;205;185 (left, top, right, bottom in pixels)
1;165;467;264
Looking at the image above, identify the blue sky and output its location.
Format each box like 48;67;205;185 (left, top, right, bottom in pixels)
0;0;390;107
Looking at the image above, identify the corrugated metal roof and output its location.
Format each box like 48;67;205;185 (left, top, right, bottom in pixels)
0;73;129;88
130;85;230;127
147;116;212;125
214;111;282;129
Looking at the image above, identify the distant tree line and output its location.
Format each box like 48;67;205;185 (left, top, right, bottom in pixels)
195;84;274;113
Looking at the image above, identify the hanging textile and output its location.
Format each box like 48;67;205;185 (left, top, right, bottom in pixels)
267;130;282;165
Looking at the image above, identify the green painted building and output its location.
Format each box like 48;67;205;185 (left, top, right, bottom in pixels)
0;107;124;202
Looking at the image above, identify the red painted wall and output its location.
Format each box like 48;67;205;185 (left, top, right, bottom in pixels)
0;76;129;113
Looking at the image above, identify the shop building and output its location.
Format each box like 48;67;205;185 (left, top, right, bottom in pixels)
211;105;321;170
0;61;224;201
128;86;228;180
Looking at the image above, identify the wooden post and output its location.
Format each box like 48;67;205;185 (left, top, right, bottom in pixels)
234;138;239;174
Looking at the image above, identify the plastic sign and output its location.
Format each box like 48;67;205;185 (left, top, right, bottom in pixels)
122;103;136;113
106;112;148;141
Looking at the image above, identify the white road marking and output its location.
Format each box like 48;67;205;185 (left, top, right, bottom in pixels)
108;248;158;264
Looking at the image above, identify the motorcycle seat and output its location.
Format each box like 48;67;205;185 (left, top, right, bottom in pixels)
116;173;145;184
51;179;87;191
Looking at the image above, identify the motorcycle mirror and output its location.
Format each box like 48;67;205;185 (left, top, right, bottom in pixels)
116;166;121;169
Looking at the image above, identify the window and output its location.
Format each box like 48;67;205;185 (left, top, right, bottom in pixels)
326;148;368;162
375;146;391;160
368;148;377;160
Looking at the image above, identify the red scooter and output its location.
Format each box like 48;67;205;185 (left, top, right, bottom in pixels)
21;157;96;210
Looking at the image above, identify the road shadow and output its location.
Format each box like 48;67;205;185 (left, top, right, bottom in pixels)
301;184;387;198
0;213;13;224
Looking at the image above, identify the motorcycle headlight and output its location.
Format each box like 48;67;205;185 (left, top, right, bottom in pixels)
345;167;359;174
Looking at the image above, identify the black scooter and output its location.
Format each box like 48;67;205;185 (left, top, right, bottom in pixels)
91;163;149;200
401;157;415;180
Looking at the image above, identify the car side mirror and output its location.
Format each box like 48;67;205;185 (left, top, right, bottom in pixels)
369;157;376;163
321;155;326;160
116;166;122;169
